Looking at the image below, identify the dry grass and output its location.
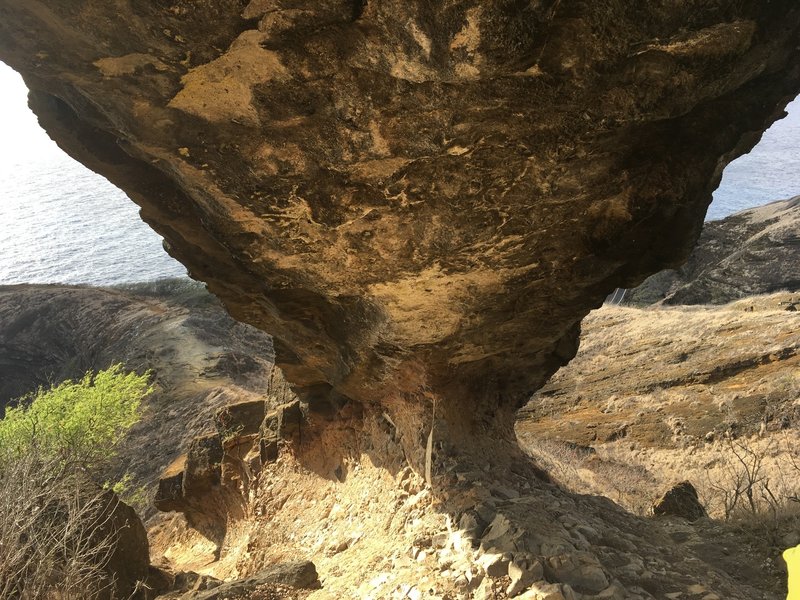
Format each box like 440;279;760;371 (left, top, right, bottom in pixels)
0;453;125;600
517;292;800;522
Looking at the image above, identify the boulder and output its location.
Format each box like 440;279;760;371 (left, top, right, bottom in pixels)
652;481;708;521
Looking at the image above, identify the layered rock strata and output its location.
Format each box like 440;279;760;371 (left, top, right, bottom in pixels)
1;2;800;451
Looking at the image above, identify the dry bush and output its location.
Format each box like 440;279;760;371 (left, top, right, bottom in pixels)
524;428;800;524
0;452;126;599
701;434;800;521
520;435;660;515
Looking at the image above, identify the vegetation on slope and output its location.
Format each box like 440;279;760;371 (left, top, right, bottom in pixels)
0;366;151;600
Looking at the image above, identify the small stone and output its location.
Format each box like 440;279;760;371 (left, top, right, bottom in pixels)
453;573;471;591
478;551;512;578
475;502;497;526
574;525;600;544
687;584;706;594
492;483;520;500
459;511;484;542
516;581;566;600
507;553;544;597
594;582;627;599
545;552;608;594
473;578;494;600
481;513;522;553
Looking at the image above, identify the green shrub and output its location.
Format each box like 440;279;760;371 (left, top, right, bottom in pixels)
0;364;151;467
0;365;152;599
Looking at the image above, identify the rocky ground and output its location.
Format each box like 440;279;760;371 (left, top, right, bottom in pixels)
1;282;798;599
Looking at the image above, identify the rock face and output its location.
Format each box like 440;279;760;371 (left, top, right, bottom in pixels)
627;197;800;305
1;2;800;446
98;491;152;600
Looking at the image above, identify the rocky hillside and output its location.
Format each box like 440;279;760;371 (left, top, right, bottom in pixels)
2;283;798;599
518;293;800;596
0;280;288;518
627;197;800;305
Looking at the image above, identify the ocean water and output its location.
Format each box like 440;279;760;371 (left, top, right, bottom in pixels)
0;62;797;286
709;97;800;221
0;155;186;285
0;63;186;286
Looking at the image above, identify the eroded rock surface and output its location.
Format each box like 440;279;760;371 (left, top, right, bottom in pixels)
1;2;800;446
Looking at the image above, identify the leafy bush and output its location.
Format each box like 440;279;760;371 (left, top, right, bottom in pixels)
0;364;150;468
0;365;151;599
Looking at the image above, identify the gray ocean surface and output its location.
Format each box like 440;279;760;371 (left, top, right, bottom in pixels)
0;153;187;285
0;59;797;285
708;97;800;221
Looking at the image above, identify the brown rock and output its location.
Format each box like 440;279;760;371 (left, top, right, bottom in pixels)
181;561;319;599
184;434;224;495
153;454;188;513
0;2;798;453
95;491;151;600
215;399;267;438
652;481;708;521
261;399;304;462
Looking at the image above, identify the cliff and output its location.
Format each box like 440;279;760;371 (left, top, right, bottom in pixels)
626;196;800;305
0;2;799;453
0;281;284;519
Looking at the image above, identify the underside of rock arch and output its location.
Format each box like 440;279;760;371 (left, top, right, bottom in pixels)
1;0;799;454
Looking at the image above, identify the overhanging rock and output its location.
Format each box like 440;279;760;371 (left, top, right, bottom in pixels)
1;1;799;441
